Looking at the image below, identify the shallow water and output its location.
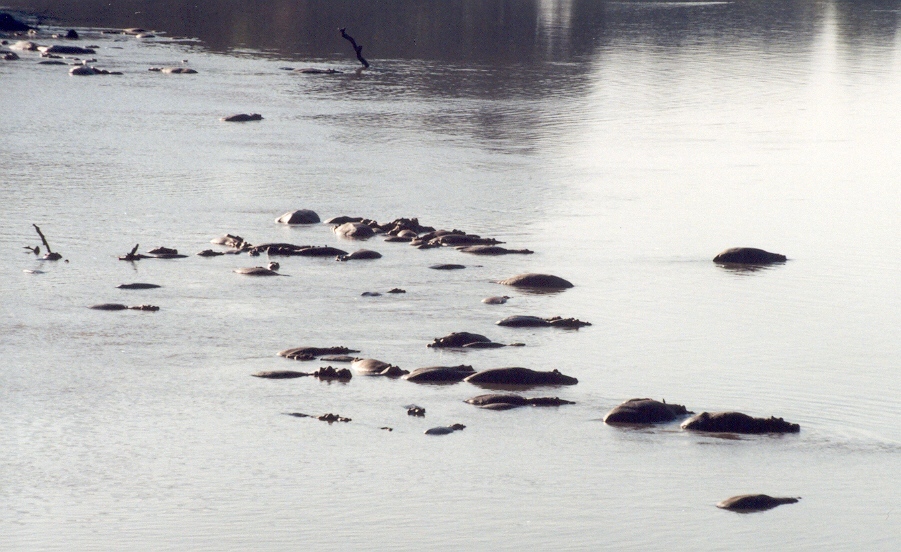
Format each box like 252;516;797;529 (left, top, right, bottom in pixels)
2;1;901;550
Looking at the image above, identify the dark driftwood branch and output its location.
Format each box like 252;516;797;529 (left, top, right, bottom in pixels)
33;224;62;260
33;224;53;253
340;28;369;68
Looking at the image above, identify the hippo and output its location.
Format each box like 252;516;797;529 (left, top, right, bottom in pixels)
3;51;19;60
147;247;187;259
428;332;494;348
482;296;510;305
403;365;476;383
150;67;198;74
10;41;38;51
464;367;578;387
278;346;360;359
407;406;426;417
334;222;374;239
430;234;502;247
603;398;693;425
430;264;465;270
312;366;352;380
361;292;381;297
196;249;224;257
351;358;408;377
457;245;533;256
465;394;575;409
717;495;800;512
39;60;67;65
461;341;506;349
38;45;96;55
117;283;161;290
496;315;591;329
318;355;358;362
290;413;351;423
295;68;341;74
90;303;159;311
325;216;363;225
681;412;800;434
69;65;96;76
425;424;466;435
713;248;787;265
211;234;248;248
233;266;281;276
337;249;382;261
222;113;263;122
252;370;309;379
497;273;573;289
296;246;348;257
275;210;319;224
387;288;406;294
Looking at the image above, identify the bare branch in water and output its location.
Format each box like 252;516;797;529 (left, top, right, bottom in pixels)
340;28;369;69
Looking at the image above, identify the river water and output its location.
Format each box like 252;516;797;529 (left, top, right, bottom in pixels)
2;1;900;550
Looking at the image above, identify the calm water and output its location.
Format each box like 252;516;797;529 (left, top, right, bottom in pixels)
2;1;900;550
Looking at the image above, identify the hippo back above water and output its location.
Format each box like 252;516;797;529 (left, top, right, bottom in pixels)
464;367;578;387
713;248;786;265
603;398;693;425
681;411;800;434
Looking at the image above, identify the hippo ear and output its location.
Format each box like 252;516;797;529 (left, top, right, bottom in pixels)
553;369;560;374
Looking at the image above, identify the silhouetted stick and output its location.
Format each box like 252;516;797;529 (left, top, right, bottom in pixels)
33;224;62;260
119;243;147;261
339;28;369;69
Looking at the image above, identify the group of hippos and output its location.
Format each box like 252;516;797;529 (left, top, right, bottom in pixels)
24;204;797;511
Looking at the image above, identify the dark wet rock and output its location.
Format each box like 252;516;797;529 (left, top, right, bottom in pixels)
318;355;358;363
717;495;800;512
464;367;578;386
312;366;352;380
457;245;533;255
465;394;575;409
0;12;31;32
603;398;693;425
334;222;375;239
275;209;319;224
196;249;224;257
295;67;341;74
496;315;591;329
428;332;493;349
482;296;510;305
325;216;363;225
681;412;800;434
279;346;360;360
252;370;309;379
407;406;426;417
117;283;161;290
713;247;787;265
149;66;197;74
361;291;382;297
351;358;408;377
10;40;38;51
211;234;249;249
234;266;280;276
425;423;466;435
90;303;128;311
387;288;406;294
430;264;465;270
39;45;96;55
222;113;263;122
498;273;574;289
403;365;476;383
337;249;382;261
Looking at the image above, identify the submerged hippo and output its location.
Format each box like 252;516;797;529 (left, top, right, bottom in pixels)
222;113;263;122
233;265;281;276
38;45;96;55
150;67;198;74
464;367;578;387
90;303;159;311
425;423;466;435
252;370;309;379
713;247;787;265
716;494;800;512
428;332;499;349
465;394;575;409
403;365;476;383
311;366;353;380
117;283;161;290
681;412;800;434
497;273;573;289
430;264;465;270
336;249;382;261
482;296;511;305
334;222;374;239
603;398;693;425
496;315;591;329
457;245;533;256
278;346;360;360
325;216;363;225
275;209;319;224
351;358;408;377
